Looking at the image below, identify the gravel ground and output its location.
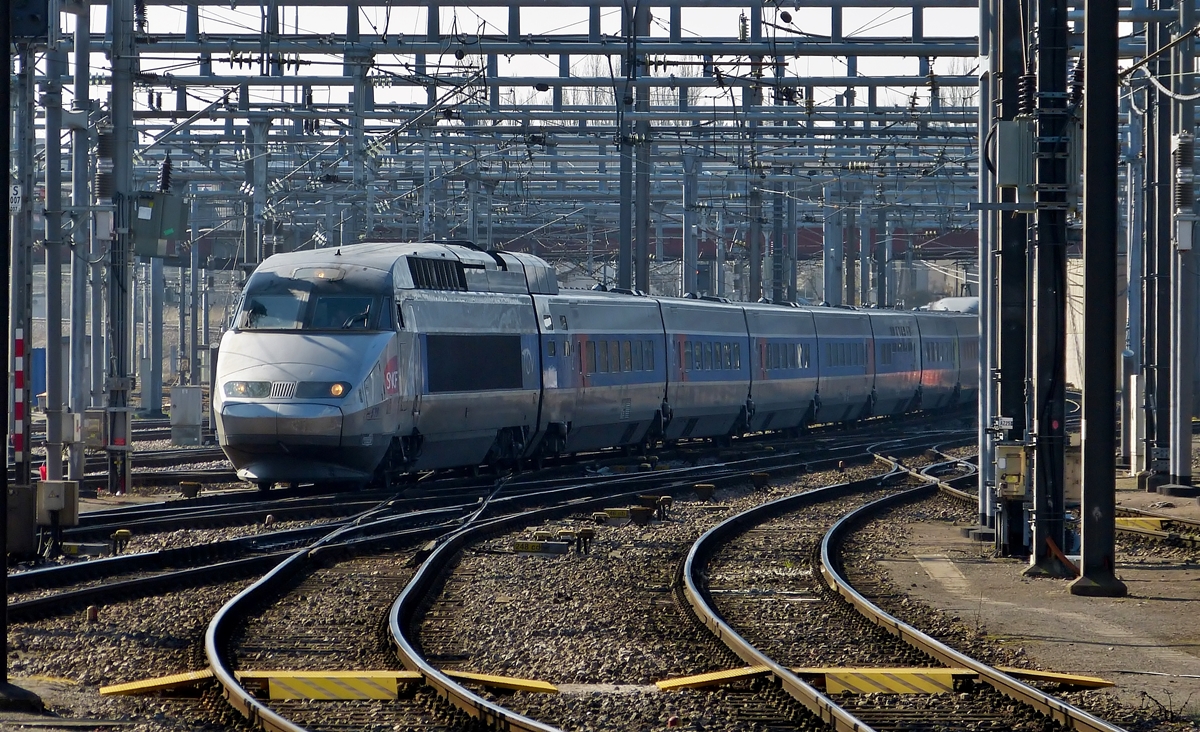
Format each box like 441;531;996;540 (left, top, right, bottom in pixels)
416;463;888;732
7;579;256;731
841;494;1200;732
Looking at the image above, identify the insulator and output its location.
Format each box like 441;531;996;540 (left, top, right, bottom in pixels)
1177;180;1194;211
1069;58;1084;105
94;171;114;199
738;13;748;41
1174;134;1194;170
1018;73;1037;116
1174;133;1194;211
157;154;172;193
134;0;147;32
96;129;115;160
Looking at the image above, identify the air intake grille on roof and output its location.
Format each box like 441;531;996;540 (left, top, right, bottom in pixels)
409;257;468;291
271;382;297;399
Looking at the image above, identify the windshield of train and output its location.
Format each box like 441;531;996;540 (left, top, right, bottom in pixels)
238;274;384;331
241;293;307;329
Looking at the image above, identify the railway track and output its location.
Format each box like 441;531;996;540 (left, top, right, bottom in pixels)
9;410;974;729
681;451;1128;732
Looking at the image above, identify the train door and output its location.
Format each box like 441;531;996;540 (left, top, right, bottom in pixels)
396;298;420;429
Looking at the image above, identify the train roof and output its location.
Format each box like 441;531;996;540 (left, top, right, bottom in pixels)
254;241;559;295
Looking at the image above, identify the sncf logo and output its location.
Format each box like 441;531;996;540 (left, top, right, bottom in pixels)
384;356;401;394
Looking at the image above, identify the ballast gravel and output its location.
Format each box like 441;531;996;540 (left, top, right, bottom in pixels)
417;463;888;731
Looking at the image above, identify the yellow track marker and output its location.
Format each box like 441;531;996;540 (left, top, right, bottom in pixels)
235;670;421;700
442;670;557;693
100;669;213;696
996;667;1115;689
1115;517;1165;531
656;666;771;690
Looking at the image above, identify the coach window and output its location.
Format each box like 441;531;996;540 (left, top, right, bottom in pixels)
548;341;556;357
609;341;620;372
622;341;632;372
599;341;610;372
684;341;693;372
564;340;571;357
586;341;596;374
644;341;654;370
733;342;741;369
701;342;710;370
632;340;643;371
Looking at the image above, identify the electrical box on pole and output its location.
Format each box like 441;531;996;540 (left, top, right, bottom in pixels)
995;120;1036;208
129;192;189;257
995;443;1029;499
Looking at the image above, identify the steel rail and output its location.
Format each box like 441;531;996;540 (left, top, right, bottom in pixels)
205;512;464;732
200;421;969;730
680;451;913;732
386;437;958;731
821;459;1130;732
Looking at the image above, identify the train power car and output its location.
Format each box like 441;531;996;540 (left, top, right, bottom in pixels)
214;241;978;489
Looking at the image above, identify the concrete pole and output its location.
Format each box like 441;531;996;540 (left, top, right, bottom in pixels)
885;219;897;305
108;0;135;494
875;208;888;307
178;263;188;385
859;205;870;306
715;210;727;298
1146;11;1173;489
822;184;843;305
68;0;91;481
977;0;995;527
633;2;651;294
786;181;797;302
1169;1;1196;486
44;42;67;480
1;0;10;683
748;180;763;302
771;180;784;302
1070;0;1126;596
681;156;699;296
12;51;35;486
1123;101;1144;470
1027;0;1070;577
147;259;164;415
189;200;200;386
844;208;857;306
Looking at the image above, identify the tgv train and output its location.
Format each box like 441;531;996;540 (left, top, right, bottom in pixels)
213;241;978;488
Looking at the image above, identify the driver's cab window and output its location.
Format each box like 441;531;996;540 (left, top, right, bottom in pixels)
309;296;375;330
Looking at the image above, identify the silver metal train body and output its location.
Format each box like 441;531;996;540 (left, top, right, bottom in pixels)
214;242;978;487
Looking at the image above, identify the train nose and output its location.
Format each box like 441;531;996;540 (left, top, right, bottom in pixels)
219;402;344;448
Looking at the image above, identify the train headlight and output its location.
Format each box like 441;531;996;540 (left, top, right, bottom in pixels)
296;381;352;399
223;381;271;398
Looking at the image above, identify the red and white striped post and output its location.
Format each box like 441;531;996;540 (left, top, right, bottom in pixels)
12;328;26;465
